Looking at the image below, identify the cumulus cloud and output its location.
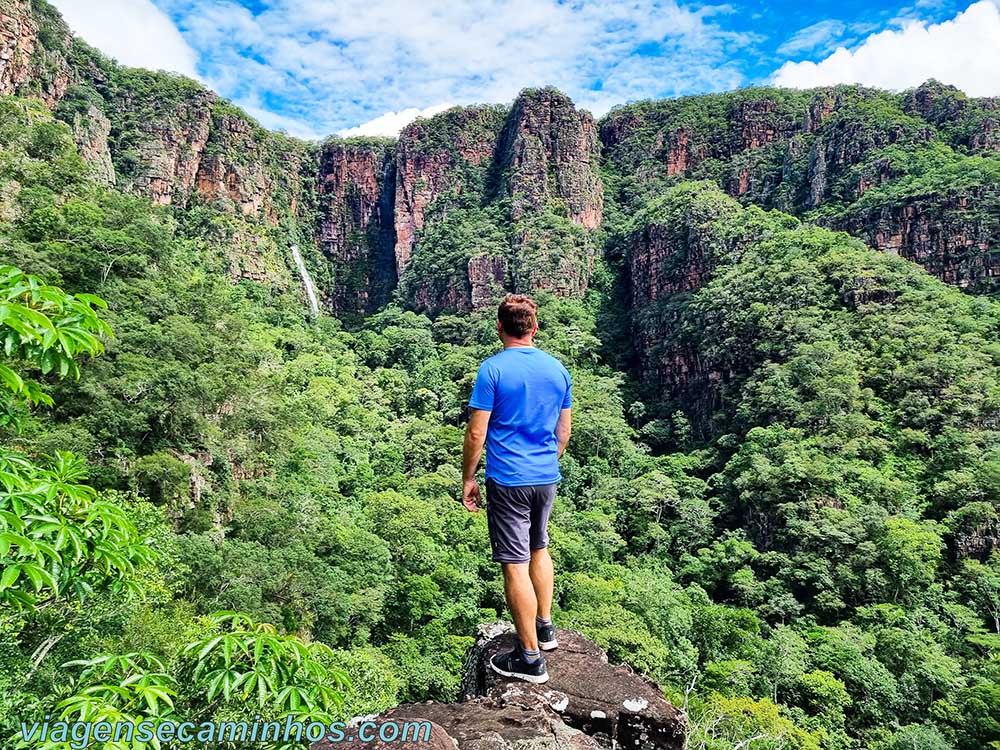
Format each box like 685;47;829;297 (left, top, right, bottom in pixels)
773;1;1000;96
339;103;454;137
50;0;198;78
155;0;757;137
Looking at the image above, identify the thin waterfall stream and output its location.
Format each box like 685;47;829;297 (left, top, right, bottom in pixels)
290;244;320;318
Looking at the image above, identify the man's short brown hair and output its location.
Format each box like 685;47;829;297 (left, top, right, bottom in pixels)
498;294;538;338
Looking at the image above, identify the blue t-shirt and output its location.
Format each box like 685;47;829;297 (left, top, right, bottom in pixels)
469;346;572;486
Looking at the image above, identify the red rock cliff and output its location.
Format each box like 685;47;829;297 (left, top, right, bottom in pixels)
316;140;397;315
498;88;603;230
393;105;506;276
0;0;72;106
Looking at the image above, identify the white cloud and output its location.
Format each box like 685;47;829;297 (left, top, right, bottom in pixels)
339;103;454;137
773;1;1000;96
776;20;846;57
50;0;199;78
156;0;757;138
238;99;324;141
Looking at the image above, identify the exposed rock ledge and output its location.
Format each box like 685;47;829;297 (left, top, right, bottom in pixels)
314;623;686;750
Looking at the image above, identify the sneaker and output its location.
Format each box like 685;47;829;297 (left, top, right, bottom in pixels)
489;649;549;684
537;621;558;651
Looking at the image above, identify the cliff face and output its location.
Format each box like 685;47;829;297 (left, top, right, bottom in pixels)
599;91;807;183
827;190;1000;290
602;83;1000;292
0;0;307;222
0;0;72;106
393;105;507;275
195;106;308;223
500;88;603;229
316;140;397;315
313;623;686;750
67;103;114;184
394;92;602;315
118;90;214;207
5;0;1000;317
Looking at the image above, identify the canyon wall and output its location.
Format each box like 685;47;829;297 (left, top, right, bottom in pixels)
2;0;999;318
316;140;397;316
602;81;1000;291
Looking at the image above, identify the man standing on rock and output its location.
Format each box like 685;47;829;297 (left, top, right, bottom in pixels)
462;293;572;684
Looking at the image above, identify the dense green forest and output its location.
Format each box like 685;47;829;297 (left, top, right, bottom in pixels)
2;2;1000;748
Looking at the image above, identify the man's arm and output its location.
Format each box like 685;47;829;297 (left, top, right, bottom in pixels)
556;408;572;458
462;408;491;512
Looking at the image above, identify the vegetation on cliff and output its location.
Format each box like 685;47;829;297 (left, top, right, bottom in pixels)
1;2;1000;748
2;93;1000;749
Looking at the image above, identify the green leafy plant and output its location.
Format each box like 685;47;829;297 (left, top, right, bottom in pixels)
0;449;153;609
181;611;347;720
0;264;110;413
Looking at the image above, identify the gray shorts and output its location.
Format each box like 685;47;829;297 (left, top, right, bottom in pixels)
485;478;557;564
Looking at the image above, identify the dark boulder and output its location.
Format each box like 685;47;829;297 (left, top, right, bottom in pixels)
314;622;686;750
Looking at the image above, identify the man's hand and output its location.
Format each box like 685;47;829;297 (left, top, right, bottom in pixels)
462;409;491;512
462;479;482;512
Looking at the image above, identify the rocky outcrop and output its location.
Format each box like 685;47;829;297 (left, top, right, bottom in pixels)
393;93;602;312
599;86;939;208
0;0;72;106
393;105;506;275
662;128;701;177
804;103;934;207
600;92;806;185
468;253;507;310
827;190;1000;290
315;623;686;750
732;98;797;150
902;79;1000;153
118;90;214;206
971;113;1000;153
902;80;970;129
194;107;306;222
315;140;397;315
464;624;686;749
499;88;603;229
600;84;1000;292
803;91;835;134
68;103;115;184
195;110;268;215
0;0;39;96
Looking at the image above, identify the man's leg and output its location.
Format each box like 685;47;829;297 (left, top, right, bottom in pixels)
486;481;548;681
529;547;553;620
501;562;539;651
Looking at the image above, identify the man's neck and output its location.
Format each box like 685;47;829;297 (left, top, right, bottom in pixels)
502;338;534;349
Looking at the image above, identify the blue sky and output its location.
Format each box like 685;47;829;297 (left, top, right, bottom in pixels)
50;0;1000;139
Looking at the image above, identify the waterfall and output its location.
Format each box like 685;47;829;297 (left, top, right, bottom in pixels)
290;244;319;318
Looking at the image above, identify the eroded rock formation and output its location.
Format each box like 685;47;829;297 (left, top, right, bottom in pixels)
499;88;603;229
67;103;115;184
602;84;1000;290
0;0;72;106
123;93;214;206
316;140;397;315
195;107;308;222
827;191;1000;290
393;105;506;275
314;623;686;750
